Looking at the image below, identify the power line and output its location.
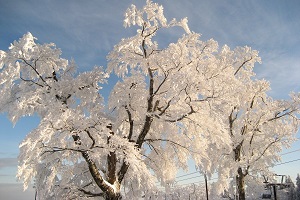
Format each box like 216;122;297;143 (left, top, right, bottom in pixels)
273;158;300;166
156;151;300;185
176;171;201;179
174;149;300;179
177;175;202;183
281;148;300;156
163;177;218;188
174;158;300;187
173;157;300;186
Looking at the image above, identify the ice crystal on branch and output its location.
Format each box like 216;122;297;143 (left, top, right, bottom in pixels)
0;1;299;200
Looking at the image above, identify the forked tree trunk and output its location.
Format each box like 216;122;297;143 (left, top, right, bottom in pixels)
81;151;122;199
236;167;246;200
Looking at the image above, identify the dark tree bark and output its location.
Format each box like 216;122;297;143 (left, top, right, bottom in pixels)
105;192;122;200
236;167;246;200
234;142;246;200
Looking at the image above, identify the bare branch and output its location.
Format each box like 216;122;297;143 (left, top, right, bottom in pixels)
124;105;134;140
78;188;104;197
234;57;253;76
267;108;297;122
19;57;50;87
85;129;96;149
20;75;44;87
164;105;195;123
252;138;280;163
136;67;155;148
144;138;200;154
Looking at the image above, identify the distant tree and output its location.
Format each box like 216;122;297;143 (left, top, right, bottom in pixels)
285;176;296;200
296;174;300;200
0;1;299;200
144;183;207;199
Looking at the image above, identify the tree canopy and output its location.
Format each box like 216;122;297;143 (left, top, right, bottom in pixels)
0;1;299;199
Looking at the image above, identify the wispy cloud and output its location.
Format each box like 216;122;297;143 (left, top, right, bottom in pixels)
0;158;18;169
256;53;300;99
0;183;35;200
0;1;299;103
0;151;18;157
0;174;15;177
163;1;300;100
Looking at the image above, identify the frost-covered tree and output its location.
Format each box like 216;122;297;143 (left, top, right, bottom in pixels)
212;76;298;199
205;45;300;199
285;176;296;200
0;32;111;199
0;1;299;200
296;174;300;200
0;1;228;199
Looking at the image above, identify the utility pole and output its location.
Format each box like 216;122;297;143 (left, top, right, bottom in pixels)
33;184;37;200
272;185;277;200
204;172;209;200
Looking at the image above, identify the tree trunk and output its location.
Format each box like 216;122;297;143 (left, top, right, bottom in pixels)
236;167;246;200
105;192;122;200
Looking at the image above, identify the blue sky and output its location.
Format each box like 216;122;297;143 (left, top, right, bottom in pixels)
0;0;300;199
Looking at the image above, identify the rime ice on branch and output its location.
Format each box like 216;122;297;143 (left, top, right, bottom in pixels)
0;1;299;200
